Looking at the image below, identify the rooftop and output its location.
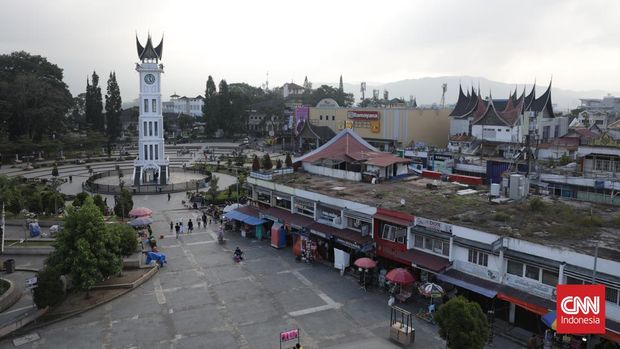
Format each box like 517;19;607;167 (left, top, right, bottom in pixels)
271;172;620;260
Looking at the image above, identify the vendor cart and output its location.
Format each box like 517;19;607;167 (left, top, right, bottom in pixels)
390;305;415;345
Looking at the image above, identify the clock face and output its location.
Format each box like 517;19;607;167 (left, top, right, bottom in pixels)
144;74;156;85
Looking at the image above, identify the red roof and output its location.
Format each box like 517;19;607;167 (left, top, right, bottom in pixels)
378;247;450;273
567;128;600;140
375;208;415;226
295;129;411;168
236;205;261;218
449;134;474;142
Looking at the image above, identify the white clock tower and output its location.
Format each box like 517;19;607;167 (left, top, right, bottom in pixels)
133;34;169;185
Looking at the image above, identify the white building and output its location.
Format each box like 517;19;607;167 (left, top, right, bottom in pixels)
581;94;620;116
163;94;204;117
133;34;169;185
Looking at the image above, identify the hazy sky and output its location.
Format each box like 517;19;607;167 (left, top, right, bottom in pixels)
2;0;620;102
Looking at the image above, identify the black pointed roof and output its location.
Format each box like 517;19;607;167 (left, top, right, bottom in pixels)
136;34;163;61
449;85;470;117
528;81;554;116
524;84;536;110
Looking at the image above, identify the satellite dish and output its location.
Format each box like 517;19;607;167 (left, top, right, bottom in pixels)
400;198;406;207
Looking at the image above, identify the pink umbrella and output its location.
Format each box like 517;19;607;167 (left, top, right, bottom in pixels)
386;268;415;285
128;207;153;217
354;257;377;269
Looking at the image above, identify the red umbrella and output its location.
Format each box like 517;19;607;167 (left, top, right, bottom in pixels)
386;268;415;285
354;257;377;269
128;207;153;217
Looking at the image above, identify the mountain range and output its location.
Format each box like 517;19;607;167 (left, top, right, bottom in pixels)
332;76;618;112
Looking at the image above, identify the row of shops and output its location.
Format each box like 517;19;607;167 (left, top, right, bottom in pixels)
223;197;620;345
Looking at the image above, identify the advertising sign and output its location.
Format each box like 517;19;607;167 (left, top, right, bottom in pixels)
347;111;379;119
556;284;605;334
279;328;300;349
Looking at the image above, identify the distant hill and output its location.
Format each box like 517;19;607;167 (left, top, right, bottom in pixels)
318;76;618;113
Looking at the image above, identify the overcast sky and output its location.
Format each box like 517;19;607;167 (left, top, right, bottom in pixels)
2;0;620;102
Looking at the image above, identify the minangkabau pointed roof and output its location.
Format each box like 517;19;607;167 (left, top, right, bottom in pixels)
136;34;163;62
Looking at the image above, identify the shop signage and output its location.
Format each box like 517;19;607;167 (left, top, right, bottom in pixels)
504;274;555;299
556;285;605;334
335;238;359;250
415;217;452;234
279;328;300;349
347;111;379;119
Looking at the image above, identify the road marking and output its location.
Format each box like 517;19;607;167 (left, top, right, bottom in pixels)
13;333;40;346
153;278;166;305
2;305;34;315
288;304;337;317
186;240;216;246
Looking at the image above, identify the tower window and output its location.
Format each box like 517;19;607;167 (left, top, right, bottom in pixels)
143;121;147;137
149;144;153;160
154;121;158;137
155;144;159;160
152;99;157;113
144;99;149;113
144;144;147;160
149;122;153;137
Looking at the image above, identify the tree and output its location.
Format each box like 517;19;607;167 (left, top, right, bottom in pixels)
203;75;219;135
0;51;73;141
285;153;293;168
276;159;282;169
217;80;233;136
48;197;122;296
51;164;59;178
177;115;194;130
207;175;219;201
252;155;260;171
33;267;64;309
107;223;137;257
93;194;106;214
114;188;133;218
85;71;104;133
434;296;489;349
262;154;273;170
72;192;89;207
105;72;122;154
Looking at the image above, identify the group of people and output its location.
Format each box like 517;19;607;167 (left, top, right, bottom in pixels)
171;213;211;239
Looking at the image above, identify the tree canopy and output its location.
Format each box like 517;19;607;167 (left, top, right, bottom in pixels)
0;51;73;142
434;296;489;349
105;72;122;151
85;71;104;133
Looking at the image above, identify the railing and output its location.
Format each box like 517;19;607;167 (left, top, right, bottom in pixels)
83;167;211;195
249;168;294;181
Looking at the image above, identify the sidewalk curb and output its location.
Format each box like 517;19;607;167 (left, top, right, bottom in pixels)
5;266;158;338
0;279;21;313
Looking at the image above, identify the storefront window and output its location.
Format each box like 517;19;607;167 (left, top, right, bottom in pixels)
346;217;371;236
468;249;488;267
542;270;558;286
507;260;523;276
257;191;271;203
317;205;340;223
606;287;619;305
275;196;291;210
414;235;423;248
294;199;314;217
381;223;406;243
525;265;540;280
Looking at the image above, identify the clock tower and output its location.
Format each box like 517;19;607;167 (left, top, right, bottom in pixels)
133;34;169;185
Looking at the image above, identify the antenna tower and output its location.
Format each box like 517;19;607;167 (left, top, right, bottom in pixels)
440;83;447;107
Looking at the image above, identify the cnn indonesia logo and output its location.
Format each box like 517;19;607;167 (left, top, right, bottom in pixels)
557;285;606;334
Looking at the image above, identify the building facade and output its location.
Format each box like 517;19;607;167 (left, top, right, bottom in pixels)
162;94;204;117
133;34;169;185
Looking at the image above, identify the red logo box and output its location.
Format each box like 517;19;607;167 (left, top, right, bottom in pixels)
556;284;606;334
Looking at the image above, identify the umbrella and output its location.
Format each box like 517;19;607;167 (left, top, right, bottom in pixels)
386;268;415;285
418;282;445;298
128;216;154;227
541;311;557;330
129;207;153;217
354;257;377;269
223;203;242;213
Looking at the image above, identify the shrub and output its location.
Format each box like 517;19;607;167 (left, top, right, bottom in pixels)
276;159;282;169
493;212;510;222
113;188;133;218
252;155;260;172
72;192;89;207
33;267;65;309
108;224;138;257
285;153;293;168
93;194;105;214
262;154;273;170
529;197;546;212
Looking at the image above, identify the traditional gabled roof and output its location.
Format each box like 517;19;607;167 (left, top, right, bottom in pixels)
473;95;523;127
137;34;163;62
450;85;471;117
608;119;620;129
524;83;536;110
528;80;553;116
294;129;410;168
299;122;336;141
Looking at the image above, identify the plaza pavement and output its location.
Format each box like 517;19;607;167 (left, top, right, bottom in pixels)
0;192;525;348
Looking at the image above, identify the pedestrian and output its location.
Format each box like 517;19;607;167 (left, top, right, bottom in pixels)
168;193;171;202
69;175;72;183
175;223;180;239
170;221;173;232
179;222;184;235
197;220;201;229
188;219;193;234
202;213;207;227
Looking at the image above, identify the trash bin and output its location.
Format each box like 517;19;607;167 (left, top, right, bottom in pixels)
4;259;15;274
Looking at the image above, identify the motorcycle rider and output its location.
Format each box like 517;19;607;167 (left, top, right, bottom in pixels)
234;247;244;261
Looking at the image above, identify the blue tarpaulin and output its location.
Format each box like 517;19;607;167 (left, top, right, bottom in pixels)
224;210;266;226
145;252;167;266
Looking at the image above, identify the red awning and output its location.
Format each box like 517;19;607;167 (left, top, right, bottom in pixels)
378;247;450;273
374;208;414;227
497;291;552;316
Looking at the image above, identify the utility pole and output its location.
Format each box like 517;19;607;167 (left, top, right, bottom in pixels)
587;241;599;349
236;168;240;205
1;202;5;253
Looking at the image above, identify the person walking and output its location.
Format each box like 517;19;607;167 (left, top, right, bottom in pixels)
175;223;180;239
170;221;173;232
197;220;201;229
202;213;207;228
179;222;185;236
188;219;193;234
168;193;171;202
